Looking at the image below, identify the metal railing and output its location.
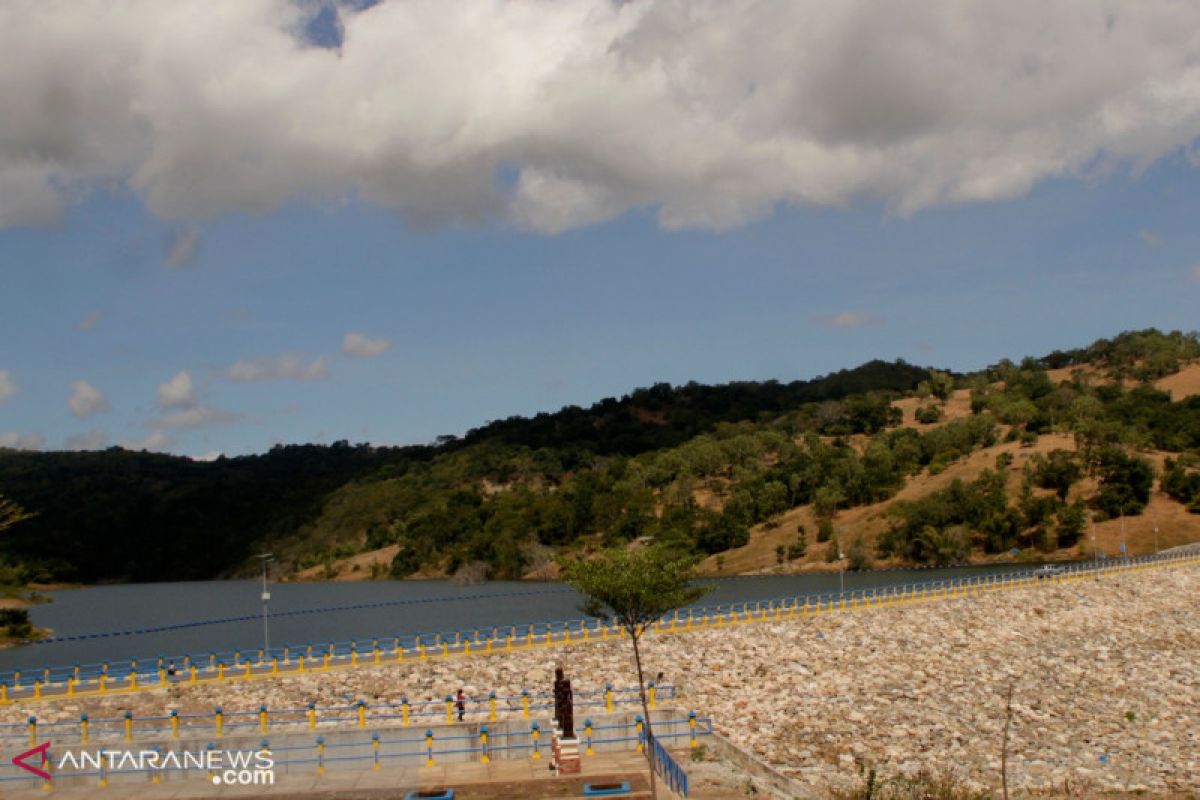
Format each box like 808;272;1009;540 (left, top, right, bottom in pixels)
0;713;714;789
0;684;676;744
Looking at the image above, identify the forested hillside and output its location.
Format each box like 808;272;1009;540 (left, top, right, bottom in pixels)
0;359;927;583
1;330;1198;585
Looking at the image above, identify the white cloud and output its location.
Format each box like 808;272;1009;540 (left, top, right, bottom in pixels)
119;430;173;452
0;431;44;450
2;2;1200;233
165;227;200;268
64;429;109;450
816;311;881;329
150;406;241;430
1138;229;1164;247
77;311;103;332
0;370;16;403
342;331;391;358
229;354;328;383
157;370;195;409
68;380;109;418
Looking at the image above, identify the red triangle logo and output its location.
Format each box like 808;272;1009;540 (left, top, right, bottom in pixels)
12;741;51;780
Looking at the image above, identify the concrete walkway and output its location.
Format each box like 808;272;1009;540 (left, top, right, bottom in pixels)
3;751;656;799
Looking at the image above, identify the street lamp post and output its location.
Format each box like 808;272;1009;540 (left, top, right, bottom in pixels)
839;549;846;595
1119;506;1127;559
257;553;273;657
1090;513;1098;562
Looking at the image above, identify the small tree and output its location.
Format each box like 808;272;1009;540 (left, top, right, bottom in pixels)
559;545;710;799
846;535;873;571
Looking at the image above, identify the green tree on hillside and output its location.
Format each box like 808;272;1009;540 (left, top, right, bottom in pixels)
0;494;33;533
559;545;710;800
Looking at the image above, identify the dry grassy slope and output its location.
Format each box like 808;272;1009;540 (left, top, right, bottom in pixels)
891;387;974;429
290;544;400;582
699;431;1200;576
1155;361;1200;399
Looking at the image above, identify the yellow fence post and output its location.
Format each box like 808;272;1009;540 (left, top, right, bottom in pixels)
0;684;7;705
689;711;698;748
215;706;224;738
445;695;453;724
530;722;541;759
635;716;644;754
647;681;656;710
585;719;594;755
308;702;317;730
170;710;179;739
358;700;367;729
372;732;381;770
480;726;490;763
522;690;530;719
260;704;269;733
316;736;325;775
80;713;89;745
605;683;613;713
425;729;435;767
123;710;133;741
28;716;37;747
402;696;410;726
489;691;497;721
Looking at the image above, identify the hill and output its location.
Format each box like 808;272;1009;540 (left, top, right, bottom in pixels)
1;329;1198;585
0;359;928;583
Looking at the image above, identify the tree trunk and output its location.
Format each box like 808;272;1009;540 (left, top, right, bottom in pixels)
630;626;658;800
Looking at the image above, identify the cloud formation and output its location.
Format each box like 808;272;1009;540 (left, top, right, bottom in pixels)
68;380;109;418
150;406;242;430
165;227;200;268
0;370;16;403
157;370;196;409
1138;229;1164;247
342;331;391;358
0;431;44;450
229;353;328;383
77;311;103;332
119;430;173;452
64;429;108;450
3;1;1200;233
816;311;881;329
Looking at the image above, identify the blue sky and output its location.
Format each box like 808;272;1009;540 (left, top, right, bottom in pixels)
2;2;1200;457
3;156;1198;458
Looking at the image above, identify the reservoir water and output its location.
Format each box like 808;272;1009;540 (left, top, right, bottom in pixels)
0;562;1039;673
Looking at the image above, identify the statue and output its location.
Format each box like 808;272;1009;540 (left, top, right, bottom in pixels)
553;665;575;738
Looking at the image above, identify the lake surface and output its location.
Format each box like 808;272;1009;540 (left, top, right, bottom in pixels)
0;563;1039;673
